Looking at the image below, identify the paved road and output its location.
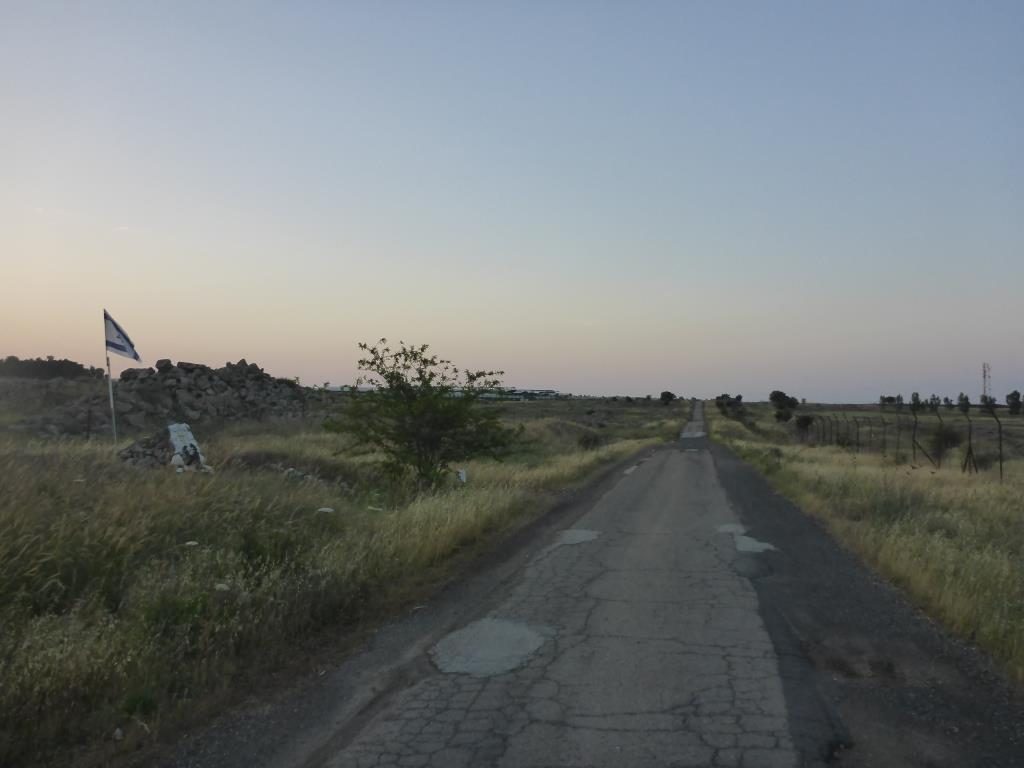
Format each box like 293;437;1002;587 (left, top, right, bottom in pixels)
326;402;805;768
165;402;1024;768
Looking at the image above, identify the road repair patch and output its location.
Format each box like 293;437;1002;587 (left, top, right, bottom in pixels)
554;529;600;546
717;523;777;553
430;618;548;676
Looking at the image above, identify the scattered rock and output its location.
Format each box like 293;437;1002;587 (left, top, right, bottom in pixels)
112;728;123;742
316;507;335;514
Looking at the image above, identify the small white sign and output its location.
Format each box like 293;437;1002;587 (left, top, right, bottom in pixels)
167;423;212;472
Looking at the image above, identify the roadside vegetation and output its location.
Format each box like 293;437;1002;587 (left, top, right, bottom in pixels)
0;363;685;767
708;399;1024;684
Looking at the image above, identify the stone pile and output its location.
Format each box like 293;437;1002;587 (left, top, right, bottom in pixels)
15;359;306;437
119;423;213;472
117;429;177;468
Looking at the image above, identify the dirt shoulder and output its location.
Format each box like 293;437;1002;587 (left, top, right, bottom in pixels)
710;441;1024;767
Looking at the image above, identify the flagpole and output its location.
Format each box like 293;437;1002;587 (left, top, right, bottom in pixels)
105;339;118;448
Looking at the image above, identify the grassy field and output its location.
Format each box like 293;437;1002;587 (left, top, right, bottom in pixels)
793;403;1024;469
0;391;685;766
708;401;1024;684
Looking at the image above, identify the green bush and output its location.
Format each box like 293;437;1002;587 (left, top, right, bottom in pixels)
331;339;517;488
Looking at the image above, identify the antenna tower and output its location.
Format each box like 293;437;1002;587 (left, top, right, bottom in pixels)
983;363;991;400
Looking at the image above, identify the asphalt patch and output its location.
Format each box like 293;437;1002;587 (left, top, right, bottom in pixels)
430;618;548;676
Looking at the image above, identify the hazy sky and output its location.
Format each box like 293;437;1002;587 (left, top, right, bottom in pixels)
2;1;1022;401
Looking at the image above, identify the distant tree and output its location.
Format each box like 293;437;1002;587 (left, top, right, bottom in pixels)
715;393;744;418
625;395;634;403
943;396;954;411
928;394;941;412
660;391;677;406
910;392;922;413
645;394;652;402
895;394;904;411
329;339;516;488
769;390;799;410
769;390;799;422
980;394;997;414
957;392;970;414
1007;390;1022;416
715;394;729;413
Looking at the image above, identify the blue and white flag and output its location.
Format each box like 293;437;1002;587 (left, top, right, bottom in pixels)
104;309;141;362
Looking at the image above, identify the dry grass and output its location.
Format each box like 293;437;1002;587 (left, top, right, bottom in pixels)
0;397;683;766
708;402;1024;683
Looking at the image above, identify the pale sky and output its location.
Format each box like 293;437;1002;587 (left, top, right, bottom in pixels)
2;1;1022;401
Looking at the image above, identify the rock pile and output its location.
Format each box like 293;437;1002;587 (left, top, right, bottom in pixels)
119;423;213;472
15;359;306;437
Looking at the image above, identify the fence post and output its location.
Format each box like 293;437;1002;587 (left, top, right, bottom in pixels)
990;407;1004;483
961;412;978;474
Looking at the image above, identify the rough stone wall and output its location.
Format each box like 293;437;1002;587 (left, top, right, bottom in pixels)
14;359;306;437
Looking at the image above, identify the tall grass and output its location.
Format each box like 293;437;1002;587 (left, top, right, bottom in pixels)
708;403;1024;682
0;402;672;766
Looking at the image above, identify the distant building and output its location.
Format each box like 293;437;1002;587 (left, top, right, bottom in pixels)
480;388;566;401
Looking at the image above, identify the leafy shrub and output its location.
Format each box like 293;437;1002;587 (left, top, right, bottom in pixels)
330;340;517;488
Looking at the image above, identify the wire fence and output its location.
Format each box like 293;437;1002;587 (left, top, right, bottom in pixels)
794;406;1024;481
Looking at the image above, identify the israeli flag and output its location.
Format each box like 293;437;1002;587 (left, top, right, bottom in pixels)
104;309;141;362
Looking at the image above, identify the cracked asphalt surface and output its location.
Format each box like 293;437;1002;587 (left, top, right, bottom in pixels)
324;403;810;768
